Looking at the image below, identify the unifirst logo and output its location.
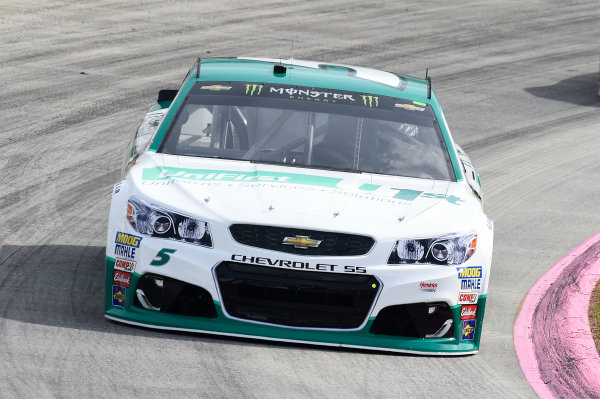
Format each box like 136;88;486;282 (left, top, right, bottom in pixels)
115;232;142;248
456;266;482;279
245;84;263;96
361;95;379;107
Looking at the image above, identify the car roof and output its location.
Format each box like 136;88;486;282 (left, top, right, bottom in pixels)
193;57;431;103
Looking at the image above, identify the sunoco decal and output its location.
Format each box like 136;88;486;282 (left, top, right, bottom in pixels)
142;167;465;205
461;320;476;340
112;285;126;307
456;266;482;290
231;254;366;274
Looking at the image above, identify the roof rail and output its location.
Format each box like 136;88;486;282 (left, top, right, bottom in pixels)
196;57;201;79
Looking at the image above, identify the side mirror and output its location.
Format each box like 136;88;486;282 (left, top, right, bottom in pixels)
158;89;178;103
455;145;483;201
122;107;169;177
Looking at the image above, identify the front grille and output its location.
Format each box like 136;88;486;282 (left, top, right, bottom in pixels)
229;224;375;256
215;262;379;328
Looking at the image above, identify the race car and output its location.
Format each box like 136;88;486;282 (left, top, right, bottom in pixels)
105;57;493;355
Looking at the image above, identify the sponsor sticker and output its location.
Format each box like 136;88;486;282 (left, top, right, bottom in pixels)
114;258;136;273
395;103;425;112
114;232;142;260
461;320;476;341
230;254;366;274
460;305;477;320
419;281;438;292
201;85;231;91
113;271;131;288
361;95;379;108
456;266;483;291
458;291;479;304
112;285;126;307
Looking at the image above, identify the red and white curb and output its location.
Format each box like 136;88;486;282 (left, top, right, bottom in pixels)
514;233;600;398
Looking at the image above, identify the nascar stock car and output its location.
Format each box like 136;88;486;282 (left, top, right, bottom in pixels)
105;57;493;355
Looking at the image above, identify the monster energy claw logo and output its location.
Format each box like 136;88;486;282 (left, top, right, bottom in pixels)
245;84;263;96
361;95;379;107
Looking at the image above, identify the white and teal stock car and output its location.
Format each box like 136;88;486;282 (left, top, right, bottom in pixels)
106;57;493;355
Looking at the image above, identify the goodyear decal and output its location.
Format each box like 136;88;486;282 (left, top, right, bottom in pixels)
456;266;482;291
114;232;142;260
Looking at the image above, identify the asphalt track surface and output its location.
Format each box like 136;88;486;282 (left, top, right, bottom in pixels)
1;1;599;398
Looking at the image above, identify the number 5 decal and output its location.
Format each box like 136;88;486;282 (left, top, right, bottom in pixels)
150;248;176;266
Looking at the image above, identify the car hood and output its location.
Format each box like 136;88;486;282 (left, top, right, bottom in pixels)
129;153;477;238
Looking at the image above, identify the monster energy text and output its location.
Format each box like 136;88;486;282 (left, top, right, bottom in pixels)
269;87;355;101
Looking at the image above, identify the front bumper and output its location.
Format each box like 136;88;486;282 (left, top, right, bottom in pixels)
105;257;487;355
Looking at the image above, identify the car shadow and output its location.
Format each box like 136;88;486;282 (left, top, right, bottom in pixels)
525;72;600;107
0;244;423;357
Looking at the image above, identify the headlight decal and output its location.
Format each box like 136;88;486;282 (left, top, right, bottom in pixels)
126;196;213;247
388;233;476;265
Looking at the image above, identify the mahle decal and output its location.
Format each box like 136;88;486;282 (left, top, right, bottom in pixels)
245;84;263;96
361;95;379;107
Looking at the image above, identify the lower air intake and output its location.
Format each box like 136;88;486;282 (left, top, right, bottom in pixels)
134;273;217;318
215;262;379;329
369;303;454;338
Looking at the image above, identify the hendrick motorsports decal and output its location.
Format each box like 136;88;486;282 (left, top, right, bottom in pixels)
141;167;465;205
231;254;366;274
456;266;483;291
419;282;438;292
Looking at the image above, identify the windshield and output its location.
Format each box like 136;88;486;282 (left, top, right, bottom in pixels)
159;82;455;180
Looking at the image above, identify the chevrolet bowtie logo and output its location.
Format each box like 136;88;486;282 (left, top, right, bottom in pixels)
200;85;232;91
282;235;322;249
